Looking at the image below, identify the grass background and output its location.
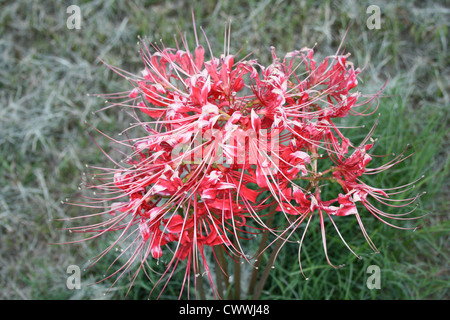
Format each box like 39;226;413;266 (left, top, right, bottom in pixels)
0;0;448;300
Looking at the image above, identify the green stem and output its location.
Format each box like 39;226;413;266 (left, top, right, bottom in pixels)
197;277;206;300
233;230;241;300
234;257;241;300
213;248;225;299
217;246;230;298
248;208;276;296
195;257;206;300
252;230;285;300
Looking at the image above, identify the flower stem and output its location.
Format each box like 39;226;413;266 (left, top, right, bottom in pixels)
213;249;225;299
216;245;230;298
248;206;276;296
252;227;286;300
233;230;241;300
198;277;206;300
195;256;206;300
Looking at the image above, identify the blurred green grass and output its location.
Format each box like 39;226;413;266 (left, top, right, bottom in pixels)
0;0;448;300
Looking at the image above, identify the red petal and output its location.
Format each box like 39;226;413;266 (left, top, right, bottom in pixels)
194;45;205;70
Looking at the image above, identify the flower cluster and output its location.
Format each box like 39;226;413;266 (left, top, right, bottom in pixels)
66;24;423;299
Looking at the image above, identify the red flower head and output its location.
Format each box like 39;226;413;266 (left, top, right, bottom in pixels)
63;18;425;299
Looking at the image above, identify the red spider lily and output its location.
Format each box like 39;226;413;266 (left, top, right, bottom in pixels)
61;18;425;299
